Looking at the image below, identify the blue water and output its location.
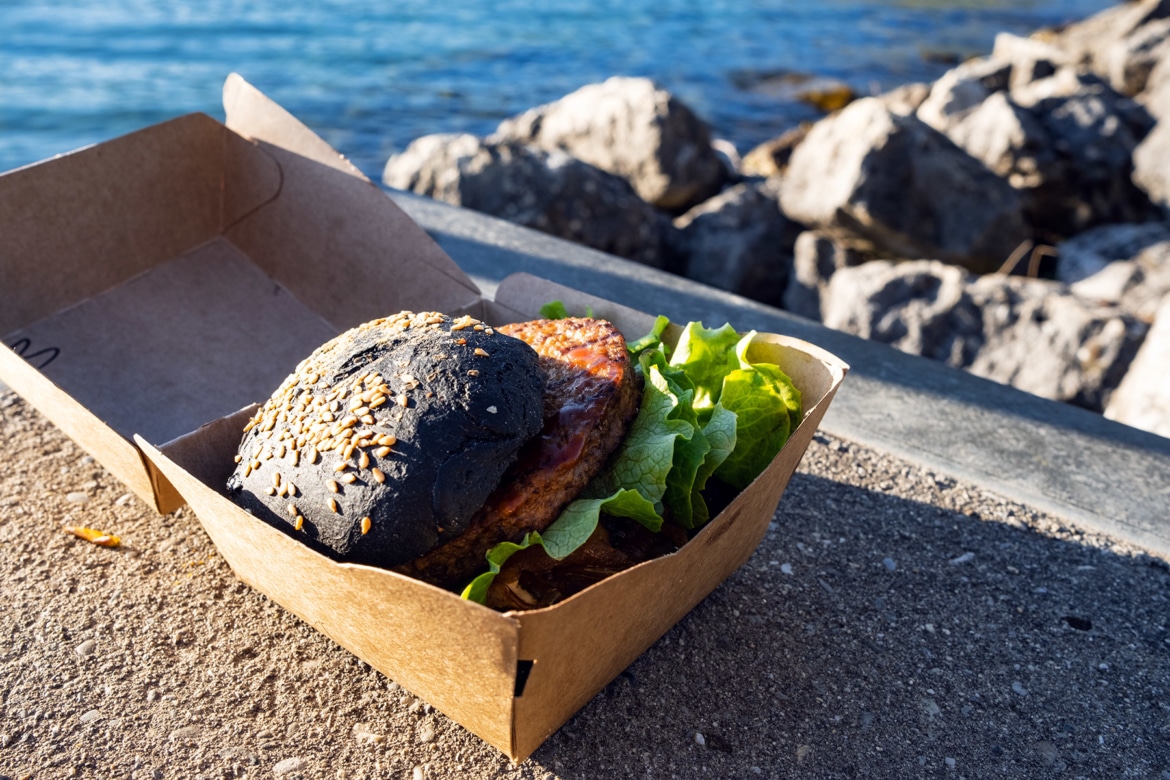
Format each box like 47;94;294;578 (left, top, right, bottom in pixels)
2;0;1115;180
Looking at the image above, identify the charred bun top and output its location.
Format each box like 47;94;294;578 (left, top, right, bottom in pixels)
226;311;546;567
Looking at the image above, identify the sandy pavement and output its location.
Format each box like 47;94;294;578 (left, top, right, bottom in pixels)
1;389;1168;779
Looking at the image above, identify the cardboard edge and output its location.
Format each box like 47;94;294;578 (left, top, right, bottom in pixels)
224;73;368;181
134;430;527;754
505;343;847;760
0;342;166;512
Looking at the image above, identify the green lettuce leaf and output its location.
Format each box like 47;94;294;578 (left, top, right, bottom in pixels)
539;301;571;320
584;357;693;507
626;314;671;359
688;402;739;527
669;322;742;421
712;346;803;490
539;300;594;320
461;489;661;604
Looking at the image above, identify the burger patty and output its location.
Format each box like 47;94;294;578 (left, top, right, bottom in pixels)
395;317;640;589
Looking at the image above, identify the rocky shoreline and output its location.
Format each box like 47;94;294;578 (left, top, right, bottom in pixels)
384;0;1170;439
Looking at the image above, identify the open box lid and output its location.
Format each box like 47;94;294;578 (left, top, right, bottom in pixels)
0;75;482;512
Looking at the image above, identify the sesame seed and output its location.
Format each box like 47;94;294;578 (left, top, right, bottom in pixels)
242;420;256;433
397;395;408;408
371;468;385;484
361;517;372;535
233;454;243;464
361;414;375;425
243;463;253;477
264;486;276;496
287;503;297;516
474;348;489;357
343;444;356;460
308;447;319;465
341;416;358;429
329;498;340;513
291;450;300;467
251;459;261;470
375;446;391;458
272;471;282;488
467;369;480;377
379;434;397;446
353;406;369;416
370;396;387;409
327;479;339;493
334;462;349;473
485;327;494;335
359;451;370;469
294;515;304;531
287;483;297;497
341;473;357;484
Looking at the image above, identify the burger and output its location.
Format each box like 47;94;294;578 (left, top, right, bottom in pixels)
225;310;642;605
226;308;804;611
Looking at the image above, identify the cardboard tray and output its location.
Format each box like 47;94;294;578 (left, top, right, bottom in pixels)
0;74;475;513
0;75;849;760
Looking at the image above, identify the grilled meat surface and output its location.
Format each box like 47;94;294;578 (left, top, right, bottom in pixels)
396;317;640;589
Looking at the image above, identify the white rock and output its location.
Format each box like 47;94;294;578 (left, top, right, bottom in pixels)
492;76;728;211
273;757;306;775
1106;295;1170;437
168;725;200;741
781;99;1026;273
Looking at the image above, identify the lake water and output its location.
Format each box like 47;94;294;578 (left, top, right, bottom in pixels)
2;0;1115;180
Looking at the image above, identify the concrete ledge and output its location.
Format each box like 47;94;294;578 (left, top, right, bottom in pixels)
390;190;1170;558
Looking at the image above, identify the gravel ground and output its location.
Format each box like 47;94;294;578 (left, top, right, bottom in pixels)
1;389;1168;780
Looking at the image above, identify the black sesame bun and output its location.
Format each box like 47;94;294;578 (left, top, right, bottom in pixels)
225;311;546;568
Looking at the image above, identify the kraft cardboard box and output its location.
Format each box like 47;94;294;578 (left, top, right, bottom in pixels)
0;74;477;512
0;75;848;760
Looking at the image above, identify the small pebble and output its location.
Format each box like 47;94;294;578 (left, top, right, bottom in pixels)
945;757;956;769
169;725;200;741
694;732;706;746
75;639;96;657
417;722;436;743
949;552;975;565
273;757;305;775
412;766;425;780
780;563;794;575
78;709;101;724
65;492;89;504
1012;681;1029;696
115;493;134;506
883;557;896;572
80;455;95;465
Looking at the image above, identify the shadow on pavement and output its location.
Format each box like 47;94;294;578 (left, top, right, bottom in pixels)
530;471;1170;779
